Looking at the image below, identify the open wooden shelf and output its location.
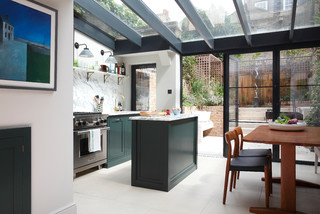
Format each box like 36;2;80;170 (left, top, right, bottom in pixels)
73;67;127;84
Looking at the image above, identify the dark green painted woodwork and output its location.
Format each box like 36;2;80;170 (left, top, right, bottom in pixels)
123;116;132;157
0;127;31;214
132;117;198;192
136;121;167;188
108;117;125;160
106;114;138;168
168;120;197;183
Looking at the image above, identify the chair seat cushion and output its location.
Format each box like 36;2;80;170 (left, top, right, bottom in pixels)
239;149;271;157
230;157;268;172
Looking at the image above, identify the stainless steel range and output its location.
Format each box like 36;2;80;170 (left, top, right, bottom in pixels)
73;112;109;176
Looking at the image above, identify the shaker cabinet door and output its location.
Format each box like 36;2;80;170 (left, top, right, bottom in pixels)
108;117;125;161
123;116;132;158
0;127;31;214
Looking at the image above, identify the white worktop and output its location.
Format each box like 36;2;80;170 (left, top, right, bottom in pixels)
108;111;140;116
129;114;197;121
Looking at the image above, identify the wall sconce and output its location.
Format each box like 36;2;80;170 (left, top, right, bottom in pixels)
101;50;117;64
74;42;94;58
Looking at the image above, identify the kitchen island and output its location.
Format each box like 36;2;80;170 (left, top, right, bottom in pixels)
130;114;198;191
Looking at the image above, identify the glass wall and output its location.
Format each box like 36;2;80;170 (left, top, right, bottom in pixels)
229;52;273;150
280;48;320;161
226;47;320;165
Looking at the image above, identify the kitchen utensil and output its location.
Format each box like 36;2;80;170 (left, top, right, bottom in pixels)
94;95;99;104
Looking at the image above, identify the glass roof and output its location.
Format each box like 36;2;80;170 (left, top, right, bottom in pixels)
74;3;123;40
95;0;159;38
141;0;202;42
74;0;320;52
295;0;320;29
242;0;293;34
190;0;244;38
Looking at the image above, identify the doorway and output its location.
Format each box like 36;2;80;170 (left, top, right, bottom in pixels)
224;48;320;165
131;64;157;111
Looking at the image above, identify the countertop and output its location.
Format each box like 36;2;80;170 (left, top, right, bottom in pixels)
129;114;197;121
108;111;140;116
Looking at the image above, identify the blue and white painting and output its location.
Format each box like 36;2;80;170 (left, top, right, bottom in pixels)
0;0;56;89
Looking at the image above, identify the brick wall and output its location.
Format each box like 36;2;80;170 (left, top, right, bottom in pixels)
183;106;224;137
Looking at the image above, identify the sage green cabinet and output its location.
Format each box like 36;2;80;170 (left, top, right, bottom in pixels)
0;127;31;214
106;114;137;168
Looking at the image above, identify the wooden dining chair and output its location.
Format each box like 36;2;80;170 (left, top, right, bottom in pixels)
223;130;270;208
315;147;320;173
233;127;272;193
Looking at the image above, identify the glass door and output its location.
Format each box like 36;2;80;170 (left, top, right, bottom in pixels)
131;64;157;111
228;52;273;151
225;48;320;165
280;48;320;162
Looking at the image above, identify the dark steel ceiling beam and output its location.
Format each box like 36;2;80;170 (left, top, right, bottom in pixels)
74;0;142;47
122;0;182;53
182;27;320;55
74;17;115;50
175;0;214;49
289;0;298;40
233;0;252;46
115;35;172;55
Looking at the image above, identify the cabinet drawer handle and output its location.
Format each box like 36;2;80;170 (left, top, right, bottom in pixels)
114;119;121;122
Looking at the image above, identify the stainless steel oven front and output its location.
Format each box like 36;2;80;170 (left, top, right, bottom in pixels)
73;127;109;175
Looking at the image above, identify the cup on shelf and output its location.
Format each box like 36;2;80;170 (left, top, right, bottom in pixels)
100;65;107;72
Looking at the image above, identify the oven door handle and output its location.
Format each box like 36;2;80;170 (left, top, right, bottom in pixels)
74;127;110;135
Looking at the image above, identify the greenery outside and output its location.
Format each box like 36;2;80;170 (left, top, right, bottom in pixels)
305;48;320;127
182;56;223;107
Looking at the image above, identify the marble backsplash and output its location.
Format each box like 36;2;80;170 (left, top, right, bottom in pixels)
73;69;127;113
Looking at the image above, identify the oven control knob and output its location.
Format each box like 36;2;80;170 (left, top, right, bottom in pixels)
95;121;100;126
81;121;87;126
75;120;81;126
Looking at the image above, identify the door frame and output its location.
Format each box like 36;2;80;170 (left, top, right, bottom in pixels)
223;46;320;166
131;63;157;111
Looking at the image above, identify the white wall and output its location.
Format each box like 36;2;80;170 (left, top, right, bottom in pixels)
0;0;75;213
73;31;128;113
120;50;181;111
74;31;112;70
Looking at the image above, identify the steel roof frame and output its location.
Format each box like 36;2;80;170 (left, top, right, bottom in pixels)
122;0;182;53
175;0;214;49
74;17;115;50
74;0;142;47
233;0;252;46
289;0;298;40
74;0;320;56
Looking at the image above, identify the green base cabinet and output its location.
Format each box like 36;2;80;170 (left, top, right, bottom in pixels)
131;117;198;192
0;127;31;214
106;114;137;168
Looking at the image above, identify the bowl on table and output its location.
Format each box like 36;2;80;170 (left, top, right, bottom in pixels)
268;121;307;131
172;109;181;115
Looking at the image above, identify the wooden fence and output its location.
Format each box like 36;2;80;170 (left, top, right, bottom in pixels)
230;55;313;106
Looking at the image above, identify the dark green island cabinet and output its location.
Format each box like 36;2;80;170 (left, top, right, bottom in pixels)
106;113;139;168
0;127;31;214
130;115;198;191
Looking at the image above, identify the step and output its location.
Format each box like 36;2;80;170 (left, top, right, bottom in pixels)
238;122;268;129
238;116;266;121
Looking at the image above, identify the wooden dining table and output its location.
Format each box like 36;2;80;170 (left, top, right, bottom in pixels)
243;125;320;214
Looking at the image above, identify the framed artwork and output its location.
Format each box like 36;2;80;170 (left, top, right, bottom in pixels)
0;0;57;90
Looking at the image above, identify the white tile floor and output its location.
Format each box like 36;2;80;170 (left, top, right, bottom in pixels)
74;138;320;214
